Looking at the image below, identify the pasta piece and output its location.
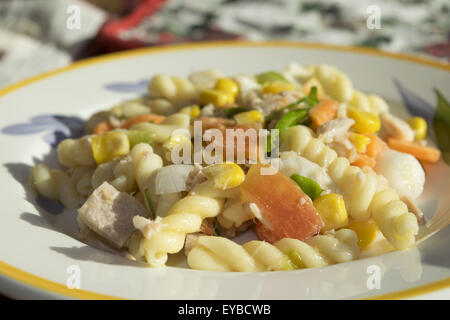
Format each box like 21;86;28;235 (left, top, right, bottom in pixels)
129;143;163;194
110;99;150;119
370;189;419;249
69;166;95;196
188;69;224;90
31;164;59;201
349;90;389;114
57;136;95;167
147;98;178;116
31;164;81;209
187;229;359;272
314;64;389;114
131;177;240;267
139;195;224;267
217;199;253;229
148;74;197;106
155;192;182;217
281;125;419;249
315;64;353;102
131;113;190;144
91;157;136;193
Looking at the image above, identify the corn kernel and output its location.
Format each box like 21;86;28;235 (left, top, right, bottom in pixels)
347;221;378;249
347;107;381;134
214;78;239;97
234;110;264;125
91;131;130;164
349;133;371;153
203;162;245;190
262;81;297;95
407;117;427;141
313;193;348;231
180;105;200;119
199;89;234;108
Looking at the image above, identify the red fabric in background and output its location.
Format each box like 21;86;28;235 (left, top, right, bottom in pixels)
97;0;167;51
95;0;241;53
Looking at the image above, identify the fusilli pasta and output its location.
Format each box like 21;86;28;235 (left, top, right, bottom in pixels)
91;156;136;193
187;229;359;272
57;136;95;167
281;125;418;249
131;113;190;144
217;199;253;229
31;164;81;209
148;74;197;106
314;64;389;114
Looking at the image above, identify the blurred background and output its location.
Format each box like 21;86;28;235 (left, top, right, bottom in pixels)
0;0;449;89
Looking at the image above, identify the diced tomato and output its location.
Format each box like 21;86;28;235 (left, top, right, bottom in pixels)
240;164;324;243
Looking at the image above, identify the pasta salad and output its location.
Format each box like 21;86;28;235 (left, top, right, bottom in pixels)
31;63;441;272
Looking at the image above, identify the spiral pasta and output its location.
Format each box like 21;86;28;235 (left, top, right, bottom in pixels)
136;195;224;267
314;64;389;114
57;136;95;167
217;199;253;229
129;143;163;194
155;192;182;217
110;99;150;119
148;74;197;106
130;177;241;267
349;90;389;115
147;98;178;116
31;164;81;209
91;157;136;193
131;113;190;144
187;229;359;272
69;166;95;197
30;63;432;272
281;125;418;249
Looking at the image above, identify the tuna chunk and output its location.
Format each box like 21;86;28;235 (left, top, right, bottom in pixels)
78;182;148;248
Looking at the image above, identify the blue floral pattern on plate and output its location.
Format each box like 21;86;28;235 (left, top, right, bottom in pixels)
393;79;435;126
1;114;84;148
104;78;149;94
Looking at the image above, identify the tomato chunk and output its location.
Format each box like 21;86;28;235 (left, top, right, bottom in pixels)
240;164;324;243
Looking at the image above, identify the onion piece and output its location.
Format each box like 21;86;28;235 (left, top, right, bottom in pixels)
154;164;194;194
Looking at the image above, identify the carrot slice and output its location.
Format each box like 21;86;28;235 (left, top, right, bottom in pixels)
352;153;376;169
387;138;441;163
363;133;387;159
240;163;323;243
308;98;339;127
121;114;166;129
92;121;114;134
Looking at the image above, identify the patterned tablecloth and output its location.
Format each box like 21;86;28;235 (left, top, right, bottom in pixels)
0;0;449;87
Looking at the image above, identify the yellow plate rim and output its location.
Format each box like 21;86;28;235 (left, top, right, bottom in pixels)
0;40;448;300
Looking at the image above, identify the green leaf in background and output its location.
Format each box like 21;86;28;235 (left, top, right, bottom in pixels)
255;71;290;85
433;89;450;165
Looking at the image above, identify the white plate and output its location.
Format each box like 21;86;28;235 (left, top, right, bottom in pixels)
0;41;449;300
